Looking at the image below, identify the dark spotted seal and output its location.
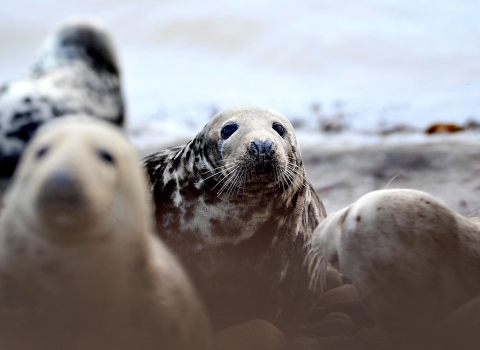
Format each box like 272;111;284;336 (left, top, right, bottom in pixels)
142;106;326;333
0;116;212;350
0;17;124;179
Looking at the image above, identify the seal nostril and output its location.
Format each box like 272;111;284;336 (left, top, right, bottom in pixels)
264;139;274;156
250;139;276;158
250;141;259;155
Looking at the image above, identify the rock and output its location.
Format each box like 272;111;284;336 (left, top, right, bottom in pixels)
315;335;344;349
421;295;480;350
323;300;375;329
329;336;366;350
213;319;287;350
307;308;327;324
324;267;343;292
323;312;354;324
425;123;464;134
354;328;391;350
303;314;355;337
317;285;359;308
316;336;365;350
280;337;324;350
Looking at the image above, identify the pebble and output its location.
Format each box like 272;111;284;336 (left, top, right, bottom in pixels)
354;328;391;350
324;267;343;292
213;319;287;350
280;337;324;350
421;295;480;350
323;300;374;329
317;285;359;308
304;317;355;338
316;335;365;350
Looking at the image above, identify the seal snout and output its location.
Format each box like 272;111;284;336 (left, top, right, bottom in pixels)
37;168;86;209
249;139;275;161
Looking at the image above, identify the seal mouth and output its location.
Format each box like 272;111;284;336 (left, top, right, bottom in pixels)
211;155;303;196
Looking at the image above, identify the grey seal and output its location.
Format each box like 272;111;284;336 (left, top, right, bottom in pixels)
311;189;480;349
0;116;212;350
0;18;124;179
142;106;326;333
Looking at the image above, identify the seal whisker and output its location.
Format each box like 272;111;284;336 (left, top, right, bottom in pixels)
283;167;297;187
275;166;286;192
197;161;241;184
202;160;242;172
232;167;247;197
285;164;306;191
225;166;242;196
264;97;276;115
201;160;241;176
307;246;327;292
215;164;243;195
211;163;242;192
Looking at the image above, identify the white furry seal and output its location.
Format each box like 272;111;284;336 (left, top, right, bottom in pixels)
142;106;326;333
0;18;124;179
0;116;212;350
310;189;480;349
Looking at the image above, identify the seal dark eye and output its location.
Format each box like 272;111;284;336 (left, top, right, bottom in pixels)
35;146;49;159
272;123;286;137
221;123;239;140
97;149;115;165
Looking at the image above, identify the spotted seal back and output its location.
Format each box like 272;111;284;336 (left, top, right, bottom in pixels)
143;106;326;333
0;17;124;179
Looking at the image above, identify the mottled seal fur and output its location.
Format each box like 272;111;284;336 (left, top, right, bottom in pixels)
310;189;480;349
142;106;326;333
0;17;124;179
0;116;212;350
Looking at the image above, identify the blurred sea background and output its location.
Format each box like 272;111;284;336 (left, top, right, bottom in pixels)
1;0;480;146
2;0;480;213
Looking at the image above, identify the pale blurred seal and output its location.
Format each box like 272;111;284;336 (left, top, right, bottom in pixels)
311;189;480;349
0;116;212;350
142;106;326;333
0;17;124;179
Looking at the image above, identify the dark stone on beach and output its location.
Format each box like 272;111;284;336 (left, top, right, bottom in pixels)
323;300;375;329
420;295;480;350
316;335;366;350
303;313;354;337
317;285;359;309
280;337;324;350
307;308;326;324
325;267;343;292
213;319;286;350
354;328;391;349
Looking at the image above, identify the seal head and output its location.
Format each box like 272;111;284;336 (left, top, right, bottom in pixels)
195;107;303;195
